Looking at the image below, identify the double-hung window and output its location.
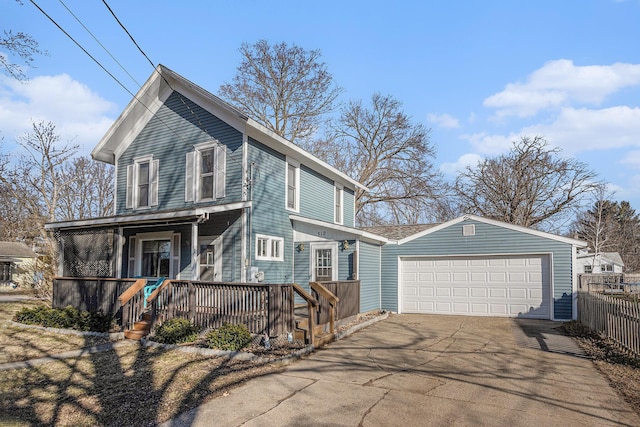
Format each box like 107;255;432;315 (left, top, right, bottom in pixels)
334;184;343;224
126;156;159;210
285;157;300;211
255;234;284;261
185;141;226;202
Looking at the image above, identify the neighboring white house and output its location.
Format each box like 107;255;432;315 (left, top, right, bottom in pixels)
576;251;625;274
0;242;37;287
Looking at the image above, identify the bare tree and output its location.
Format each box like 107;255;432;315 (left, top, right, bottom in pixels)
220;40;343;144
309;93;444;226
58;156;114;220
454;136;598;231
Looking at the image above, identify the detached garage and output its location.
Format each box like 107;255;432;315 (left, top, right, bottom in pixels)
369;215;585;321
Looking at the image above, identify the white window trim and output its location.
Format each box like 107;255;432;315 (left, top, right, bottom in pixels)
285;157;300;213
255;234;284;262
185;140;226;203
334;183;344;225
131;231;180;279
309;242;338;281
126;155;159;210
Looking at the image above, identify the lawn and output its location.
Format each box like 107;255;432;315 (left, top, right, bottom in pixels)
0;300;288;426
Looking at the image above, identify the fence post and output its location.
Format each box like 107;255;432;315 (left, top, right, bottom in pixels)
189;281;196;323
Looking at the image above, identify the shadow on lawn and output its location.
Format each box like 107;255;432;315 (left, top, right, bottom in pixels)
0;303;281;426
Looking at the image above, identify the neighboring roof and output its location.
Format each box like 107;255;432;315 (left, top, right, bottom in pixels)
360;224;438;241
0;242;37;258
45;201;251;230
577;251;625;266
91;64;366;191
395;214;588;246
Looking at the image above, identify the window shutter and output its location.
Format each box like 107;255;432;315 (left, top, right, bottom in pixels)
171;234;180;279
126;164;134;209
215;144;226;199
149;159;159;207
128;237;136;277
185;151;195;202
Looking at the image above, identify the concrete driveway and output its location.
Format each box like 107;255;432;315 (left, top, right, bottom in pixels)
165;314;640;426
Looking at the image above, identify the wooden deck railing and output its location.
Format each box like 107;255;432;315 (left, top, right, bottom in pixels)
293;283;318;346
310;282;339;334
315;280;360;322
146;280;296;337
578;290;640;357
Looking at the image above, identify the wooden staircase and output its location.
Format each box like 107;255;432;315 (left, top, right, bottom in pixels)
124;311;152;340
294;317;335;347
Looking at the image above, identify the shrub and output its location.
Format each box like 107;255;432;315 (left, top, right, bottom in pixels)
205;323;252;351
152;318;199;344
13;305;113;332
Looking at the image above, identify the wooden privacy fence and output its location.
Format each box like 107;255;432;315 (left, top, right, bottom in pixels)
147;280;295;337
578;290;640;357
53;277;137;322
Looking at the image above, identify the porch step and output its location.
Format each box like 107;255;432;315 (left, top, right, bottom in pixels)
124;316;152;340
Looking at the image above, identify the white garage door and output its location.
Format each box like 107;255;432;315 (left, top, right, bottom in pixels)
401;255;551;319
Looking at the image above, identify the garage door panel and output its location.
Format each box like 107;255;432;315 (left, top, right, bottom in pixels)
401;254;550;319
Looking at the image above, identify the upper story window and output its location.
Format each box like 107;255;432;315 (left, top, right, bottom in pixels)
126;156;159;210
584;264;593;273
602;264;614;272
256;234;284;261
334;184;343;224
286;157;300;212
185;141;226;203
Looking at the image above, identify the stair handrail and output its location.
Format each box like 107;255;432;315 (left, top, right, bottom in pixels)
117;278;147;331
118;278;147;305
146;279;173;330
293;283;318;346
310;281;340;334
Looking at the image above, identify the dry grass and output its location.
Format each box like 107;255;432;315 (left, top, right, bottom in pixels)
0;301;290;426
562;321;640;416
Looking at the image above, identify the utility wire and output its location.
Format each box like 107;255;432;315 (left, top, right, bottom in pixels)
58;0;141;88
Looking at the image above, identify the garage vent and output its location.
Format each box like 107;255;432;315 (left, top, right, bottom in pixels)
462;224;475;236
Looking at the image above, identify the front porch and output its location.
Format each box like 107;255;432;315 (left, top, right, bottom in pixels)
52;277;361;346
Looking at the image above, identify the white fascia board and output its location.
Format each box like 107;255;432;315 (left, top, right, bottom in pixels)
289;214;387;244
246;119;368;192
45;201;252;230
397;214;588;247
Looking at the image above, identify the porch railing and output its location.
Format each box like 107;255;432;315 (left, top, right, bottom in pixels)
314;280;360;322
146;280;296;337
118;278;148;331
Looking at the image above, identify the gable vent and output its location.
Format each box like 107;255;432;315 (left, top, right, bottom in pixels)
462;224;476;236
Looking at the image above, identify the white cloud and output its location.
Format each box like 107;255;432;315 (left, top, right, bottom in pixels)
0;74;116;155
619;150;640;168
517;106;640;154
484;60;640;118
440;153;483;175
427;113;459;129
466;132;513;155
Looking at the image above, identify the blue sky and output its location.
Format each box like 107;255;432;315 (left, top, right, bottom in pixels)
3;0;640;212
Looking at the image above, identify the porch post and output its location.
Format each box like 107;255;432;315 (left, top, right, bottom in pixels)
191;222;199;281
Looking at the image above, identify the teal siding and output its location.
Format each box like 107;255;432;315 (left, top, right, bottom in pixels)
338;240;356;280
380;219;575;320
359;241;381;313
299;165;334;222
248;137;293;283
343;188;355;227
116;91;243;214
293;244;310;285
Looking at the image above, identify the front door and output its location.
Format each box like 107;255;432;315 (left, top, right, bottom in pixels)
199;236;222;281
311;242;338;282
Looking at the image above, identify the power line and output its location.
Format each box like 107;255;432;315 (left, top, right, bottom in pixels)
58;0;141;88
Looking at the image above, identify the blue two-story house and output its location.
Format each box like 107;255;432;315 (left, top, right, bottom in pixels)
47;65;586;322
47;65;387;314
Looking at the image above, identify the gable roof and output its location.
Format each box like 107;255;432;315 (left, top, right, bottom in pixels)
91;64;366;191
360;224;438;240
0;242;37;258
395;214;587;246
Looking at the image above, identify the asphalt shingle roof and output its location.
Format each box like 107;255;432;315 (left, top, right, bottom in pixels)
0;242;37;258
360;223;439;241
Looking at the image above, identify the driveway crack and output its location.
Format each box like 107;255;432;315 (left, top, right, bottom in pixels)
358;389;390;427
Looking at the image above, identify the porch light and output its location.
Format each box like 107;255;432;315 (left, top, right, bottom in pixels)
297;243;305;252
342;240;349;251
